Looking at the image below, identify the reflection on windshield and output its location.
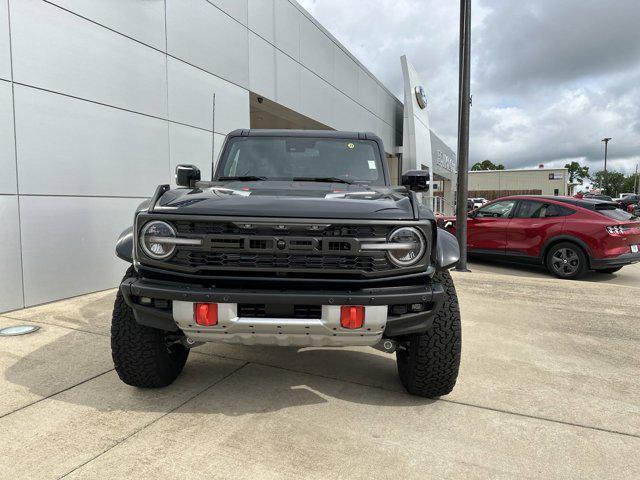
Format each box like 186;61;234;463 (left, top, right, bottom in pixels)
217;137;384;184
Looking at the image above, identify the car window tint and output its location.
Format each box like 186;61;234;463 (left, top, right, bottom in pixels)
544;204;574;218
476;200;516;218
595;204;636;221
515;200;545;218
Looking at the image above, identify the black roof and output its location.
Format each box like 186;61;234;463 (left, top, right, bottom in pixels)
227;129;381;141
507;195;618;210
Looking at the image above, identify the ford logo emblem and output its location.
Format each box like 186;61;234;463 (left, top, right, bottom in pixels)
414;85;427;109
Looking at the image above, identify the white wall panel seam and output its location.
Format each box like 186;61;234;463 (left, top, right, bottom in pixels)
32;0;399;137
6;0;25;309
163;1;172;185
41;0;166;55
11;81;229;136
21;1;252;123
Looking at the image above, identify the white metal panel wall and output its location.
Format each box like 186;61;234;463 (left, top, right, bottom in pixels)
11;0;168;119
0;0;10;81
0;196;23;313
166;0;249;88
47;0;167;50
249;32;276;99
0;80;16;194
0;0;404;311
248;0;275;42
14;85;170;197
19;196;143;307
166;57;250;132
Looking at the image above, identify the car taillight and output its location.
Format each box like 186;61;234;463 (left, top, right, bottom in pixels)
340;305;365;329
194;303;218;326
606;225;628;235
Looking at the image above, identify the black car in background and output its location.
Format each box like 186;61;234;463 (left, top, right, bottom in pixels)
617;194;640;211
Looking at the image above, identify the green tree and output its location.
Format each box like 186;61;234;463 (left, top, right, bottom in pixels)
591;170;626;197
471;159;505;171
620;173;639;194
564;161;590;184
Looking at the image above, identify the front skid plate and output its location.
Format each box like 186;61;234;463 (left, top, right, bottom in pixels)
173;302;387;347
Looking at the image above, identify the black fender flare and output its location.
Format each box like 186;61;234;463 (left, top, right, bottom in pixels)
436;228;460;270
115;226;134;263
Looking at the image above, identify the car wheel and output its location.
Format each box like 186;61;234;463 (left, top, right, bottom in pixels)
545;242;588;279
396;270;461;398
595;267;622;274
111;267;189;388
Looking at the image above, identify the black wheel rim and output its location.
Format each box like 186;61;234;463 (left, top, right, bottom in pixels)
551;248;580;276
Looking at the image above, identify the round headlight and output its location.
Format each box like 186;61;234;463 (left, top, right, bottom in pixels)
140;221;176;259
387;227;425;267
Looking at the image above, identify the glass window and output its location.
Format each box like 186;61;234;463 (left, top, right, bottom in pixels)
514;200;546;218
595;204;637;221
544;204;574;218
476;200;516;218
216;137;384;184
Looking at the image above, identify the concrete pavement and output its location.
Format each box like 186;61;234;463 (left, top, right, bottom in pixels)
0;265;639;479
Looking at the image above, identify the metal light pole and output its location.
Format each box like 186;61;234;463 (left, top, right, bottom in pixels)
455;0;472;272
601;137;611;195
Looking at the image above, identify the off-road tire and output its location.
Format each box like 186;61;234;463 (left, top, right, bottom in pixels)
111;267;189;388
396;270;461;398
595;266;622;274
545;242;588;279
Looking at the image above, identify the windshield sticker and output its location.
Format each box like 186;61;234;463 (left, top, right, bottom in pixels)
368;160;376;170
347;142;355;149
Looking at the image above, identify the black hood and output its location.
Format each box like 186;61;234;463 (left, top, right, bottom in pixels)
154;181;415;220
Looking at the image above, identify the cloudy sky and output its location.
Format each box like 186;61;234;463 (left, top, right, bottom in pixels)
297;0;640;175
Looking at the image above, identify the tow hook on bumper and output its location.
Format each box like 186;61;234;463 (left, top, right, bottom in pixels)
373;338;398;353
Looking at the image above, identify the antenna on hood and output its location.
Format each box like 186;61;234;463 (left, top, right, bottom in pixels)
211;92;216;170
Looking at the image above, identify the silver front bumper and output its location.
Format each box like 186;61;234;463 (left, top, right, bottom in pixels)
172;302;387;347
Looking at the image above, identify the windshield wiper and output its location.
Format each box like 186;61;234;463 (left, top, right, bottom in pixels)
218;175;268;181
292;177;353;184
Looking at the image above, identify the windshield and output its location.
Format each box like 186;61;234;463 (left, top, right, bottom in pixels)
215;137;385;184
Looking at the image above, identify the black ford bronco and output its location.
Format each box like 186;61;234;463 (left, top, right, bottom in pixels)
112;129;461;397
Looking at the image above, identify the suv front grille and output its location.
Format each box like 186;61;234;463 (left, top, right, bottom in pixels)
172;251;392;272
138;218;430;278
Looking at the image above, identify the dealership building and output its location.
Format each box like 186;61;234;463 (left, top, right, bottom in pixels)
467;167;569;200
0;0;457;312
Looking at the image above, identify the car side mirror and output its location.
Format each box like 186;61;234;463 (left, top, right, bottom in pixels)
468;210;477;218
401;169;430;192
175;164;201;188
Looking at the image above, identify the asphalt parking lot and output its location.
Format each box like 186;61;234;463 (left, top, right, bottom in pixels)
1;263;639;479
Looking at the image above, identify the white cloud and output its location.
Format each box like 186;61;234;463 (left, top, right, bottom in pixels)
297;0;640;175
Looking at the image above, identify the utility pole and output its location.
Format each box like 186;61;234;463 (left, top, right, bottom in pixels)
601;137;611;195
634;164;638;194
455;0;472;272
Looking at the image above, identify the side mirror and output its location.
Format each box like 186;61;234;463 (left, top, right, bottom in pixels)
175;164;201;188
401;169;430;192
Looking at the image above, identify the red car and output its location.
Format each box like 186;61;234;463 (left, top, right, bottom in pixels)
439;195;640;279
